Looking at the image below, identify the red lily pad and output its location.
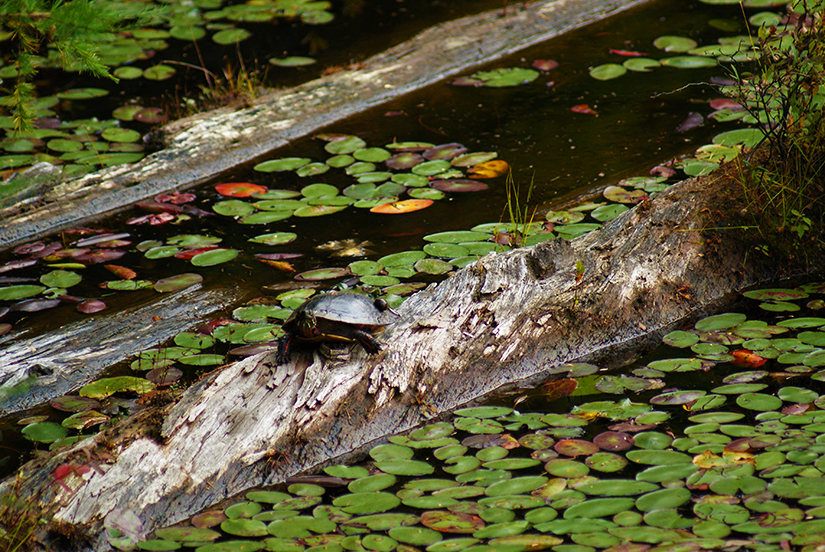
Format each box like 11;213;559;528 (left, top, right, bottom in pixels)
571;104;598;115
49;395;101;413
431;179;488;193
593;431;634;451
146;367;183;385
215;182;268;197
532;59;559;70
421;511;485;533
423;143;468;161
554;439;599;457
730;349;767;368
385;152;424;170
78;299;107;313
12;298;61;312
155;192;195;204
174;247;221;260
105;265;137;280
134;107;168;124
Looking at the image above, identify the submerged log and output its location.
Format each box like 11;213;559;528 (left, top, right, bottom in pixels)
5;169;820;551
0;285;244;415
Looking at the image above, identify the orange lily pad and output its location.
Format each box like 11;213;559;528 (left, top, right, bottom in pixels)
370;199;433;214
215;182;268;198
468;160;510;178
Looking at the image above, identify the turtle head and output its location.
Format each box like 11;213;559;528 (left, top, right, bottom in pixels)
294;310;319;338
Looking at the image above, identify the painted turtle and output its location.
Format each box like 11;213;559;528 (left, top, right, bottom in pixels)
276;291;398;364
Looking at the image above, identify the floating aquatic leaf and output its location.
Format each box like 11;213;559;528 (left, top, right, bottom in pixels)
212;27;250;44
75;376;153;400
431;179;488;192
570;104;598;115
370;199;433;214
421;511;485;534
423;231;490;244
590;63;627;80
22;421;68;443
623;58;661;71
458;67;539;87
215;183;268;197
332;492;401;514
0;285;46;301
591;204;628;221
662;330;700;348
254;157;311;172
191;249;239;266
423;143;468;161
712;128;764;147
269;56;316;66
695;312;747;331
653;35;698;52
412;159;451;176
661;55;718;68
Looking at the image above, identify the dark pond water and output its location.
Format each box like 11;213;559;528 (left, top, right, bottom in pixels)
0;0;788;482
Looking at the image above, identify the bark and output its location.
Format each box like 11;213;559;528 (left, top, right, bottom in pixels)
6;171;820;551
0;0;648;251
0;285;244;415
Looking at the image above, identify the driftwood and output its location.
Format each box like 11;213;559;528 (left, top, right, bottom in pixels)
5;170;818;551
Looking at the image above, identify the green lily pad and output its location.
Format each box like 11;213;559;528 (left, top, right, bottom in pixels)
374;459;434;476
21;421;68;443
712;128;764;148
213;200;255;217
332;492;401;514
254;157;311;172
463;67;539;87
249;232;298;245
737;392;784;411
40;270;82;288
589;63;627;80
564;497;636;518
269;56;316;67
213;28;250;44
154;273;203;293
143;64;177;81
79;376;155;399
660;55;718;68
0;285;46;301
695;312;747;331
653;35;698;52
191;249;239;266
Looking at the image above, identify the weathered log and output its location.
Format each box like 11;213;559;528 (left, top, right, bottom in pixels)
0;285;244;415
5;170;818;551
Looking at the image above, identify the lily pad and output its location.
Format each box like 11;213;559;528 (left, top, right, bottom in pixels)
590;63;627;80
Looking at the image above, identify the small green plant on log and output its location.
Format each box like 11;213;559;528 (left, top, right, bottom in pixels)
0;0;158;134
726;0;825;240
502;171;537;247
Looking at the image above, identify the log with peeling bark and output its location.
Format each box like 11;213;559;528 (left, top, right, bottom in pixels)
3;171;818;551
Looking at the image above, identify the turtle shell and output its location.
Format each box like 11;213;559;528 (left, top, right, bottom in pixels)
285;291;395;331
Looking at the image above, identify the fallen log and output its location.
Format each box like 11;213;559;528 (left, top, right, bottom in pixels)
5;168;820;551
0;284;244;415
